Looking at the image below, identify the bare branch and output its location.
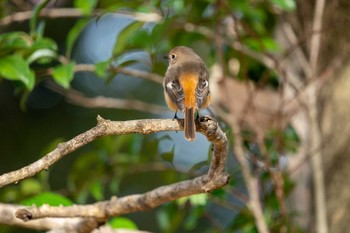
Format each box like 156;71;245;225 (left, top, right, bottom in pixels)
184;21;280;76
0;8;92;26
72;64;163;84
0;203;98;233
0;117;171;187
308;0;328;232
309;0;326;73
73;64;163;85
0;204;152;233
280;21;312;78
221;111;270;233
109;67;163;84
11;116;228;221
47;82;167;115
0;8;162;27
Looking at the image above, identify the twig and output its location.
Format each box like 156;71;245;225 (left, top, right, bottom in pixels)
0;8;91;26
47;82;167;115
0;8;162;27
281;21;312;79
309;0;326;73
0;203;152;233
0;203;98;233
109;66;163;84
218;110;269;233
0;116;229;224
308;0;328;232
72;64;163;84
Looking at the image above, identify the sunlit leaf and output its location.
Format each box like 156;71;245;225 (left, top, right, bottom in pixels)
27;49;57;64
0;54;35;90
74;0;98;15
165;0;185;14
270;0;296;11
66;18;89;58
25;37;58;64
20;192;73;206
177;193;208;207
52;62;76;89
108;217;138;229
99;0;147;11
243;37;279;52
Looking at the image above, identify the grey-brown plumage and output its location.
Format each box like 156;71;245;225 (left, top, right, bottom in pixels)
163;46;211;141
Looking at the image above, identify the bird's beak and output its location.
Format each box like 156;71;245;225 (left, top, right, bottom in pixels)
163;55;169;60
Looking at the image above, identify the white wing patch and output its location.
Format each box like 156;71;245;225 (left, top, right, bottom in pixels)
166;81;174;89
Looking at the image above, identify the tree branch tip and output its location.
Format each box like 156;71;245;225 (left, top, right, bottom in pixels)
15;209;32;222
96;115;106;124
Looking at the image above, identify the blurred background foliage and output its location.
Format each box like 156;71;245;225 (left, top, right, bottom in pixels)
0;0;307;232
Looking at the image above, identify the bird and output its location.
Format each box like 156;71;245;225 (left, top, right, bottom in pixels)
163;46;211;141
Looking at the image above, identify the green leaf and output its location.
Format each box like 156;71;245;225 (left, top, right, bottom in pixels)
165;0;185;14
270;0;296;11
0;32;31;55
177;193;208;207
20;192;73;206
74;0;98;15
126;29;151;50
0;54;35;90
27;37;58;64
90;180;104;201
27;49;57;64
243;37;279;52
52;62;76;89
31;37;58;51
30;0;51;36
95;60;110;78
112;21;145;58
108;217;138;229
66;19;89;58
20;179;42;196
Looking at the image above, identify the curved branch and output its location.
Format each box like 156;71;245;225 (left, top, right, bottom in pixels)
13;116;228;221
0;117;173;188
0;116;228;224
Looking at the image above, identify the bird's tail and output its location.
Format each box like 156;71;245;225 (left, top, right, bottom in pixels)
184;107;196;141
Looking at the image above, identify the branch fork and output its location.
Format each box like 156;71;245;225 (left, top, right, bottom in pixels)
0;116;228;231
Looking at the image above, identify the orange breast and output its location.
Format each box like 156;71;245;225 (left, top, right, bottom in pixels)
179;73;198;109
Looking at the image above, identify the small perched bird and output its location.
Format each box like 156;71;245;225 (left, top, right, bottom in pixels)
163;46;211;141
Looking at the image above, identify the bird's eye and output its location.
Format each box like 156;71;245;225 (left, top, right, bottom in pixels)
171;54;176;60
